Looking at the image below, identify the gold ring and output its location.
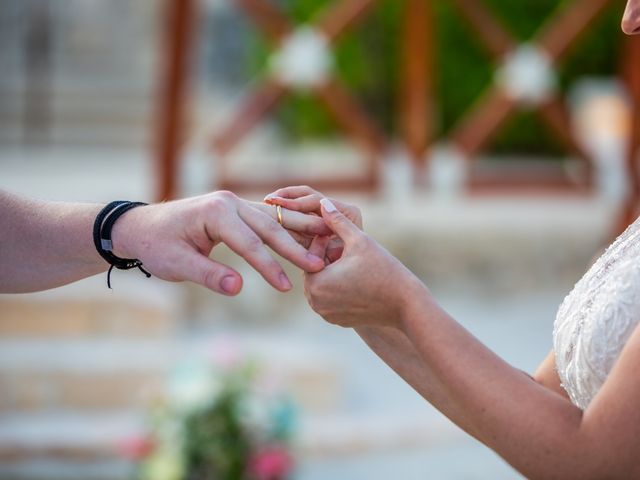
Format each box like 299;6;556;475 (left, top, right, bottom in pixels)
276;204;283;226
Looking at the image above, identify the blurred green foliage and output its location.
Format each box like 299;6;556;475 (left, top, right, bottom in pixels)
249;0;624;154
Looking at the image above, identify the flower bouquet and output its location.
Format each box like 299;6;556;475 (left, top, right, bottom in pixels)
134;342;297;480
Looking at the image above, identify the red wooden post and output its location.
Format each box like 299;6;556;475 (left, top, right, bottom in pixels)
398;0;433;169
154;0;197;201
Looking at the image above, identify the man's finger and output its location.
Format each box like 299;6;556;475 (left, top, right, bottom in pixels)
288;230;313;249
219;215;294;292
178;250;243;296
251;202;331;236
239;204;325;273
326;240;345;263
320;198;361;245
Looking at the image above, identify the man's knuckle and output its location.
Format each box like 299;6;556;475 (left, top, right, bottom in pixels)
245;235;264;252
265;219;283;235
207;196;233;215
203;269;219;289
215;190;237;201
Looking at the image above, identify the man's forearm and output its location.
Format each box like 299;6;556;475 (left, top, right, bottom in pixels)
0;191;106;292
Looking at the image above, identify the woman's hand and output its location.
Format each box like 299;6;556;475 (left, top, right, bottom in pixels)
303;198;426;329
111;191;331;295
264;185;362;264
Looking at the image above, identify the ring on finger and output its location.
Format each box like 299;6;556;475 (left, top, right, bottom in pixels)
276;204;283;226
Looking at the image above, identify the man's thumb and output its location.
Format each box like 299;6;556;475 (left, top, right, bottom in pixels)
320;198;360;243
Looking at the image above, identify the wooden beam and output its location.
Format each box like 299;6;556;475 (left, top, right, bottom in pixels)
398;0;433;166
535;0;614;63
449;86;515;157
234;0;292;43
316;0;377;42
211;80;288;156
449;0;515;60
314;79;386;155
154;0;197;201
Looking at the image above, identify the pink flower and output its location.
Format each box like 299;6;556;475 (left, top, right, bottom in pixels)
248;445;294;480
116;433;155;460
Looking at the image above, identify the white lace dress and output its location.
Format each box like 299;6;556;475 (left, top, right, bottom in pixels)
554;219;640;410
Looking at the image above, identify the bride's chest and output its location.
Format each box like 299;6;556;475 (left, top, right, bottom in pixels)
553;231;640;408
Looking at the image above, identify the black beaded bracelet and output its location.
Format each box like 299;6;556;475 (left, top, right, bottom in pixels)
93;201;151;289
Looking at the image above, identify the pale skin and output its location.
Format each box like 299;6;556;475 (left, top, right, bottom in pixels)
265;176;640;479
0;190;332;294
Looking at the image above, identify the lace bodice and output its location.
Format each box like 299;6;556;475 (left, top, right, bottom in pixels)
554;219;640;410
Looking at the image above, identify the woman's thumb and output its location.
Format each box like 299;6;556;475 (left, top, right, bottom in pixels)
320;198;360;244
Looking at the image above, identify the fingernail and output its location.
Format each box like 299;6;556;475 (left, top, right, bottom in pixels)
263;194;277;203
320;198;337;213
279;272;292;290
220;275;238;294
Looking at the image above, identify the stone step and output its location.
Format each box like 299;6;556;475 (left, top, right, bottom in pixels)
0;89;150;148
0;275;181;339
0;410;465;480
0;341;167;412
0;299;175;339
0;412;140;480
0;335;341;413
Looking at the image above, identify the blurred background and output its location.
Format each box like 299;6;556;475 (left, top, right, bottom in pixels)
1;0;639;479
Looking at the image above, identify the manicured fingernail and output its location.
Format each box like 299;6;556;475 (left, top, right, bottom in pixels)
220;275;238;294
320;198;337;213
263;194;276;203
279;272;292;290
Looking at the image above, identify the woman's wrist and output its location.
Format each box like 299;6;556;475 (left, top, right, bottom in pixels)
396;274;433;333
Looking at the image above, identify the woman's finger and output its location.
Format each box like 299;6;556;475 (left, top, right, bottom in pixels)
265;185;318;201
319;198;363;245
265;194;323;213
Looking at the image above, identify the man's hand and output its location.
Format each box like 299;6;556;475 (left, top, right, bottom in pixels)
111;191;331;295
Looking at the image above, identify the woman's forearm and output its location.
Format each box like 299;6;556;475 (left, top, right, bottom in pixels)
0;191;106;292
355;325;485;440
392;284;603;479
